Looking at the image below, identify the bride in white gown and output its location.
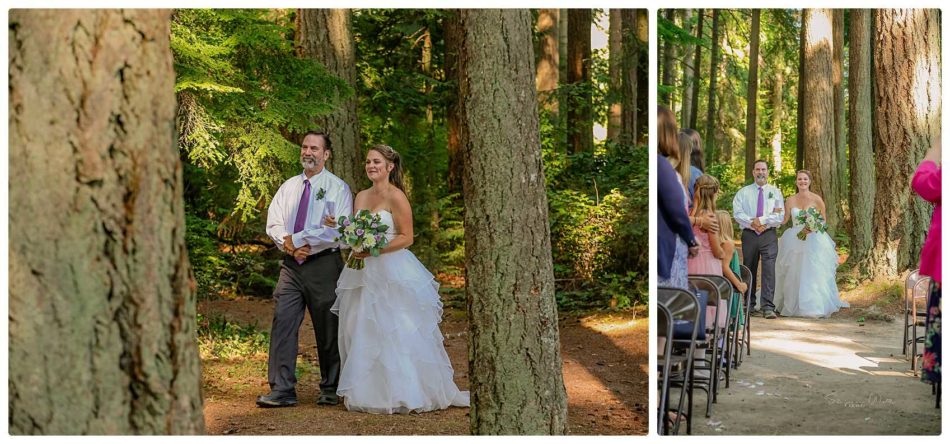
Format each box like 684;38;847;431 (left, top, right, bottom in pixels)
328;144;469;414
774;170;848;318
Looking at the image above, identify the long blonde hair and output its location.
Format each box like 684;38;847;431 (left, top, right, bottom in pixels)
692;174;720;216
676;132;693;190
715;210;735;242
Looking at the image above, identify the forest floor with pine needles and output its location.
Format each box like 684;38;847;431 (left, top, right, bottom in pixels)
197;279;647;435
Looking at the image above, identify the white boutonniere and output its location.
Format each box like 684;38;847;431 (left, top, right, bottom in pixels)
315;187;326;201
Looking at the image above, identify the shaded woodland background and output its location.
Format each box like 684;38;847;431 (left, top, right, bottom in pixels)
177;9;649;310
658;8;941;283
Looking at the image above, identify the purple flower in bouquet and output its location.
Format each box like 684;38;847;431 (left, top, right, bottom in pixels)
333;209;391;270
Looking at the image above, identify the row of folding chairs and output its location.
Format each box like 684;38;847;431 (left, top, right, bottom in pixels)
657;264;754;435
903;270;941;409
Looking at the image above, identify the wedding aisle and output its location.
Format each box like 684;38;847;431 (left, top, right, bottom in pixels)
198;297;647;435
695;316;940;435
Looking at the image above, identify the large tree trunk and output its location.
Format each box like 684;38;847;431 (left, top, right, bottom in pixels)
8;10;204;434
866;9;940;278
635;10;649;145
704;10;721;166
744;9;761;182
558;8;568;93
832;9;848;233
847;9;875;272
661;9;677;108
689;9;704;130
607;9;622;142
567;9;593;153
457;9;568;434
769;68;785;173
802;9;840;233
796;11;806;171
680;9;695;129
295;9;363;190
536;8;559;114
445;11;463;194
620;9;639;146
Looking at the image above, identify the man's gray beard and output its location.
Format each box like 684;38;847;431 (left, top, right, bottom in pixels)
301;158;317;170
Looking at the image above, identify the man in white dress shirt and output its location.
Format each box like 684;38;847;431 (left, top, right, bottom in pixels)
257;131;354;407
732;159;784;319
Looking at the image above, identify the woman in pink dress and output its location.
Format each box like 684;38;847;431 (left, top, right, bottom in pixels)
912;140;941;386
688;174;723;275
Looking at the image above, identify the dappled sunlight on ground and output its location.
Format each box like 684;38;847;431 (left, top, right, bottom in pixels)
685;314;940;435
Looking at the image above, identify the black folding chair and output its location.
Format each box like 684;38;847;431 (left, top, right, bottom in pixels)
675;276;722;418
903;270;931;374
657;303;674;435
737;264;754;365
694;274;736;390
689;275;731;406
658;286;700;435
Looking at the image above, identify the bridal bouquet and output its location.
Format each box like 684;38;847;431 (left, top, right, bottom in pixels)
335;209;390;270
795;207;827;241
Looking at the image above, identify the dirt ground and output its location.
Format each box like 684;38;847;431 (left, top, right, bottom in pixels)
198;298;648;435
683;309;941;435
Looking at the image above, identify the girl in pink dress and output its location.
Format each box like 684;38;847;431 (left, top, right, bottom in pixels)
687;174;723;275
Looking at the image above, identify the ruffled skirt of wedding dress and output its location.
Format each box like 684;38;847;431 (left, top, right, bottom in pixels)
331;249;470;414
775;225;848;318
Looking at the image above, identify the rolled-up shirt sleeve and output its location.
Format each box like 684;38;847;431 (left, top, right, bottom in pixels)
266;183;291;250
733;189;753;231
291;181;355;251
761;188;785;228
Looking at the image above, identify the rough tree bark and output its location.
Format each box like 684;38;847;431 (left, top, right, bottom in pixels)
704;10;721;166
295;9;363;190
744;9;761;182
8;9;204;434
621;9;639;146
689;9;704;130
567;9;593;153
866;9;941;278
661;9;677;108
608;9;622;142
769;68;785;173
802;9;840;233
832;9;847;232
680;9;695;129
796;12;806;171
536;8;559;114
635;10;649;145
847;8;875;271
456;8;569;435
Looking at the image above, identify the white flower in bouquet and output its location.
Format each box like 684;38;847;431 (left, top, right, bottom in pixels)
334;209;391;269
796;207;827;241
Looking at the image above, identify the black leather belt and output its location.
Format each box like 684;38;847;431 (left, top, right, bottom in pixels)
287;247;340;264
743;228;775;233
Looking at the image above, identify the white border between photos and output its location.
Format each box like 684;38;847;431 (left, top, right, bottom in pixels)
1;1;947;442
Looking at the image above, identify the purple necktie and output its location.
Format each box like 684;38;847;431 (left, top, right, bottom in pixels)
756;187;764;218
292;179;311;263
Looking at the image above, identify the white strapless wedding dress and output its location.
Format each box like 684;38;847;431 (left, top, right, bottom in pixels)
774;207;848;318
331;210;470;414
